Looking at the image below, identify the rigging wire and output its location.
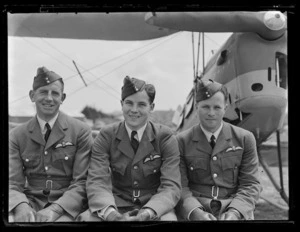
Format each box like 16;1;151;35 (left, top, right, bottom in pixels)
67;32;182;98
202;32;205;75
191;32;196;79
18;25;170;97
10;30;182;104
196;33;201;77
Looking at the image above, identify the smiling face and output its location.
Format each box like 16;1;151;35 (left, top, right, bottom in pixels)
197;91;227;133
121;89;154;131
29;80;66;121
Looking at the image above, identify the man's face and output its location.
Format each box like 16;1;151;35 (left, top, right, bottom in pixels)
197;91;227;133
29;81;65;121
121;90;154;131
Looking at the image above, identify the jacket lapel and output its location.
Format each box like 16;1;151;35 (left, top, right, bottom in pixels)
116;122;135;159
132;122;155;165
212;122;233;156
45;112;66;150
27;116;45;146
194;124;212;154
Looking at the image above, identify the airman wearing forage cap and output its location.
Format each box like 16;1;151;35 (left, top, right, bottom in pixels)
78;75;181;222
195;79;225;102
176;78;261;221
32;66;64;90
121;76;147;101
9;66;93;222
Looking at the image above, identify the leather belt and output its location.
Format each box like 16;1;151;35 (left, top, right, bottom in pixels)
27;177;72;195
190;184;237;199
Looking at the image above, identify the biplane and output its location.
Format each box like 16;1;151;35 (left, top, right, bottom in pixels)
7;10;289;207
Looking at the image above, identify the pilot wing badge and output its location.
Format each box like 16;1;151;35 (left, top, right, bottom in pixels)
143;153;161;163
55;140;74;149
225;146;243;152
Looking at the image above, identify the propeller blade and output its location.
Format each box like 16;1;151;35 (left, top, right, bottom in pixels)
8;12;178;41
145;11;287;40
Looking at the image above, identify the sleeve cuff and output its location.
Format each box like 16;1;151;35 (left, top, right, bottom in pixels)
97;206;116;220
143;208;157;220
187;206;204;221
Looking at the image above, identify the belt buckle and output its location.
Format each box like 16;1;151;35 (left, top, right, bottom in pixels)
133;189;140;198
211;186;219;199
132;189;140;203
43;180;53;195
46;180;53;190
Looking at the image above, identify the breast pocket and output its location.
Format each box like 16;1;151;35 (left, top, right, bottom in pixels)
52;146;77;175
142;155;162;178
21;153;41;169
221;152;242;185
111;162;127;176
186;156;209;184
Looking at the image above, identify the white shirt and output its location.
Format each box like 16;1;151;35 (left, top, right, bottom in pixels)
124;121;147;142
199;122;223;143
37;113;59;138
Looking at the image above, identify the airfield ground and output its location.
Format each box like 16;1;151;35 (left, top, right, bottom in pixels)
254;166;289;220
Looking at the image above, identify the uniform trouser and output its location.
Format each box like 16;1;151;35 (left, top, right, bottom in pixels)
8;203;74;223
76;208;177;221
8;211;74;222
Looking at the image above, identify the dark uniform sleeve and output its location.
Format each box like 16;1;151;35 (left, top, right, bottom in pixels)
54;125;94;218
86;128;116;213
176;132;204;220
228;131;262;219
143;128;182;217
9;128;31;212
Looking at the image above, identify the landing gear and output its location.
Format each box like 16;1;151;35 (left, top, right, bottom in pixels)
257;129;289;206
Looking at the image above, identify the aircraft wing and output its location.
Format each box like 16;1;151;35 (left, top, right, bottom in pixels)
145;11;287;40
8;12;178;41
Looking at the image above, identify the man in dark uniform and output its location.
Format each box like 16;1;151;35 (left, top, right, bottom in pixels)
9;67;93;222
176;79;261;220
77;76;181;221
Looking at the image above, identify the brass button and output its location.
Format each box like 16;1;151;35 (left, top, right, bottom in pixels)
212;156;217;161
25;158;29;162
44;151;48;155
65;156;69;160
213;173;218;178
133;166;138;170
190;166;194;171
45;166;48;171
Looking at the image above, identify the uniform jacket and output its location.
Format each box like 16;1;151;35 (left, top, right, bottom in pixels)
176;122;261;220
87;120;181;218
9;111;93;218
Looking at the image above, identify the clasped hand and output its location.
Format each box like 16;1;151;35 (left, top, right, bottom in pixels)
13;202;64;222
106;209;152;221
35;203;64;222
219;208;242;220
190;208;217;220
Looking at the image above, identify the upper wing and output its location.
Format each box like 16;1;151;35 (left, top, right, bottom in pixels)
8;12;178;41
145;11;287;40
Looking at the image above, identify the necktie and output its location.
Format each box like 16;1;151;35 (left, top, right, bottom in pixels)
210;134;216;149
44;123;51;142
131;131;139;153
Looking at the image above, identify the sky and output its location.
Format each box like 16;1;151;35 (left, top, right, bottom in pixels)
8;14;232;117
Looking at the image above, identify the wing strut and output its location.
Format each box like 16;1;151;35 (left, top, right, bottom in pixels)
72;60;88;87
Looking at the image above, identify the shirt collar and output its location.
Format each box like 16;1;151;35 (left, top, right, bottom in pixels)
125;122;147;142
37;112;59;133
199;122;223;142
